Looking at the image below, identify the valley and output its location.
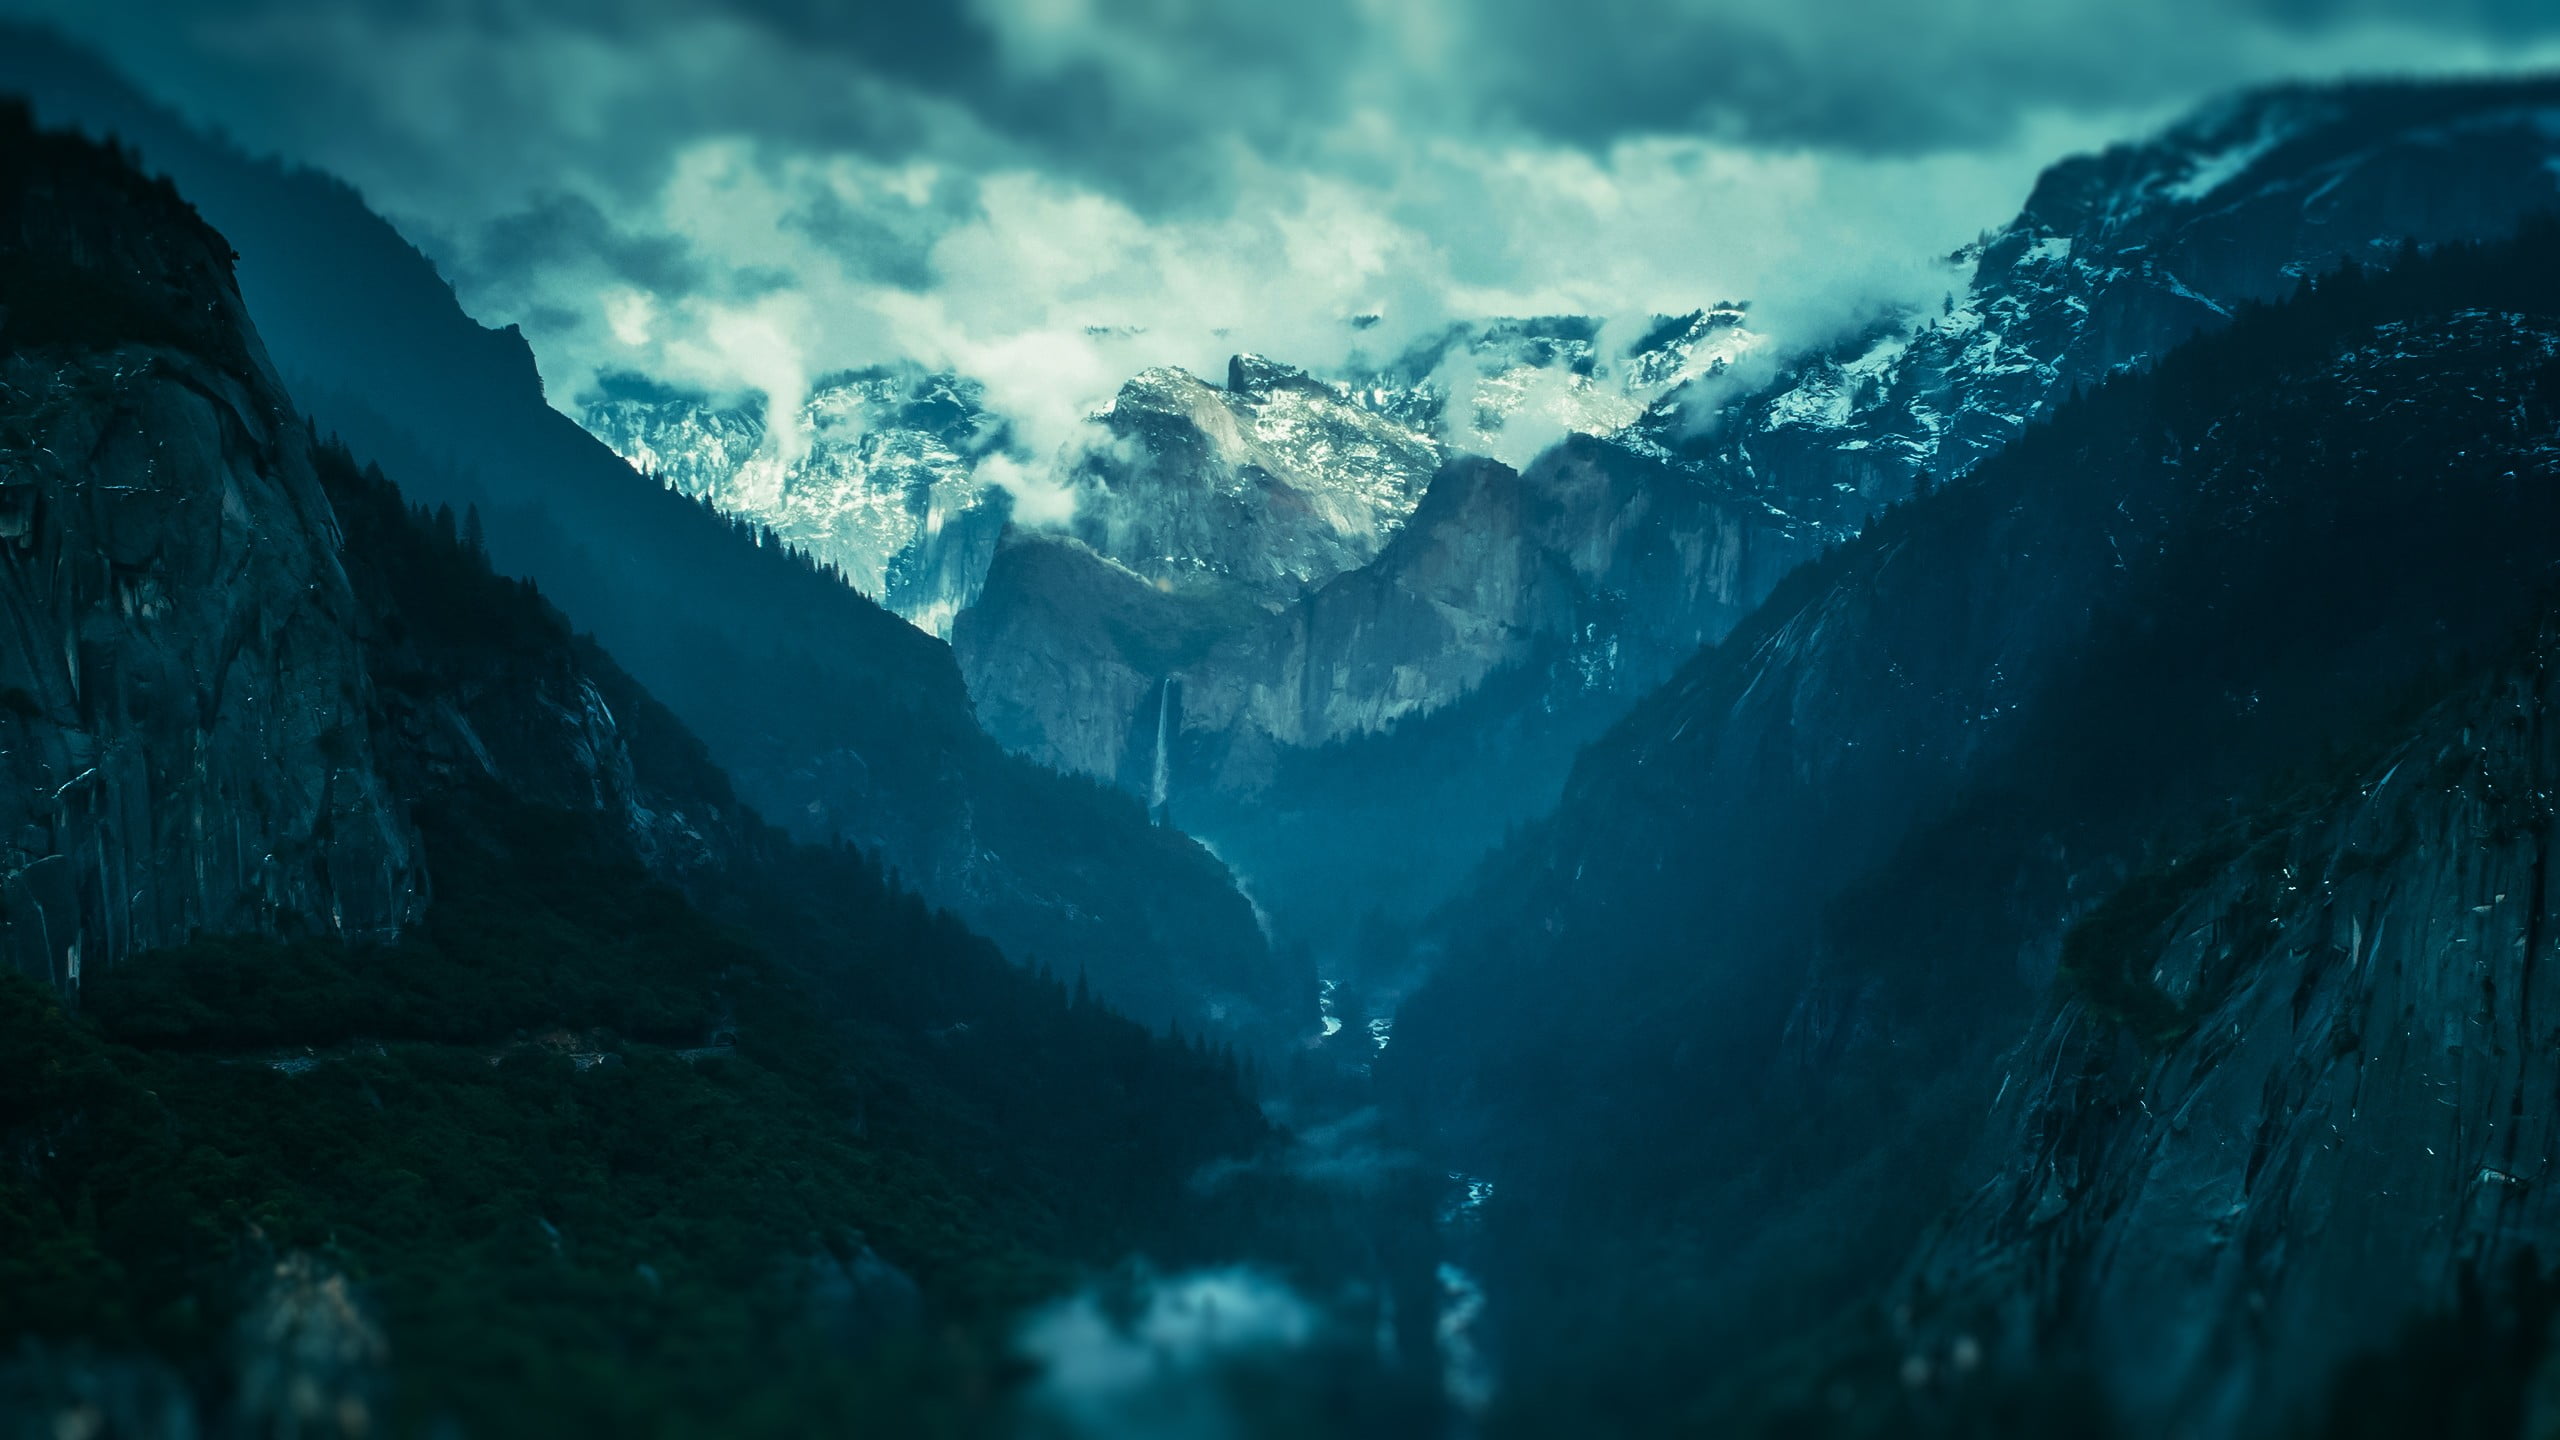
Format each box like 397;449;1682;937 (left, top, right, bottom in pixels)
4;21;2560;1439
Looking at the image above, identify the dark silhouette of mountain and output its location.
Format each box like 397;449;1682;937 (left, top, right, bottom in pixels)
0;25;1303;1048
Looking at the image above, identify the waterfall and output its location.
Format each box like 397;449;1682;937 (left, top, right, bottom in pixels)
1149;677;1174;823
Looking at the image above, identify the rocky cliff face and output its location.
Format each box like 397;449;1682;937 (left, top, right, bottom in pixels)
583;310;1753;651
1890;645;2560;1436
0;109;421;989
950;353;1458;790
0;107;745;999
1178;437;1779;778
630;308;1749;810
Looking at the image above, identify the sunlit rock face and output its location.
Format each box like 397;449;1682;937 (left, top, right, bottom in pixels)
582;366;1008;636
0;123;424;987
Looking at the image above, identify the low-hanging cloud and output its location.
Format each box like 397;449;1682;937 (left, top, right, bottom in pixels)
1016;1266;1323;1440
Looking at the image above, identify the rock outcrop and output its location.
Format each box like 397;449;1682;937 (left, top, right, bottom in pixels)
1896;638;2560;1435
0;107;420;988
1072;356;1445;595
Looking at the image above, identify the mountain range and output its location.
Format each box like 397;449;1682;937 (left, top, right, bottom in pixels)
9;29;2560;1438
574;80;2560;985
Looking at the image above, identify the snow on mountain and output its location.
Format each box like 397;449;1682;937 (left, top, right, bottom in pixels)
578;305;1751;632
1644;79;2560;538
1341;306;1759;467
1070;354;1445;598
581;366;1008;636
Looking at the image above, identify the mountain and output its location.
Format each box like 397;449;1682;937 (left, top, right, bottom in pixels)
950;327;1776;845
0;107;421;981
0;105;1301;1438
953;354;1446;786
576;302;1753;806
1383;215;2560;1432
579;365;1008;637
952;310;1763;762
1883;631;2560;1439
0;27;1296;1046
1074;355;1447;597
1339;307;1761;467
581;307;1757;650
1653;77;2560;533
953;80;2560;972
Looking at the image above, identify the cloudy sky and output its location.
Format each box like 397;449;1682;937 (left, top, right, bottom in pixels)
13;0;2560;462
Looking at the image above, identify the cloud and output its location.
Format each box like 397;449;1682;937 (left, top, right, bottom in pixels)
521;114;2095;493
1016;1266;1322;1440
974;450;1078;528
16;0;2560;489
22;0;2560;201
1430;0;2560;153
473;189;703;296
